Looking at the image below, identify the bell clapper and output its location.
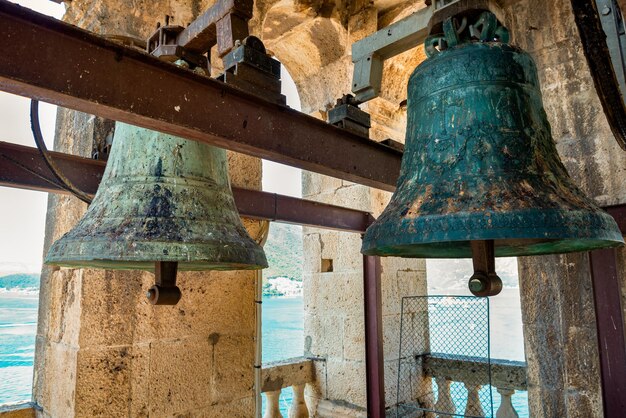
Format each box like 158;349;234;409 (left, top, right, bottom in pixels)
147;261;182;305
469;240;503;297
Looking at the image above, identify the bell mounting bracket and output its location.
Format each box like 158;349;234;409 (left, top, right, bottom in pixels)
350;0;506;103
147;261;182;305
146;0;254;71
469;240;503;297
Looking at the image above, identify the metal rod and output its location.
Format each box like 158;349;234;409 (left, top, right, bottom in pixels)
589;248;626;416
254;269;263;418
0;1;401;192
0;141;373;233
363;254;385;417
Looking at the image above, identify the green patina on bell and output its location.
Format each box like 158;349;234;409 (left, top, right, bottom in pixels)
46;122;267;271
362;13;624;258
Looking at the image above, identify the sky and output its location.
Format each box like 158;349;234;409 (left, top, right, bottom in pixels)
0;0;302;272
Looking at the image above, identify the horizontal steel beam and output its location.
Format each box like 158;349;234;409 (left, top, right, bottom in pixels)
4;139;625;234
0;1;401;192
0;141;373;233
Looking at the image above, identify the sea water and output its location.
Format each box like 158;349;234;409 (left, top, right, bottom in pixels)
262;295;305;415
0;291;38;405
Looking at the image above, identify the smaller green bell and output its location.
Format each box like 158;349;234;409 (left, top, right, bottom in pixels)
46;122;267;304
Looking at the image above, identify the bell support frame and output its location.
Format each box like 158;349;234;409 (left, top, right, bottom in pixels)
2;1;626;416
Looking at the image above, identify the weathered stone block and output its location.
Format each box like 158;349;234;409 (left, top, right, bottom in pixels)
148;337;213;416
210;333;255;403
195;396;255;417
302;232;322;273
320;230;339;260
35;341;78;418
78;270;255;347
304;313;344;359
74;345;150;418
324;359;366;408
523;324;565;390
565;390;603;418
564;327;601;391
342;315;365;361
304;272;364;317
45;269;82;347
335;232;364;273
382;313;406;361
302;172;343;197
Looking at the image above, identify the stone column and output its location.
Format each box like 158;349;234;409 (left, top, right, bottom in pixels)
256;3;430;414
503;0;626;416
33;2;263;417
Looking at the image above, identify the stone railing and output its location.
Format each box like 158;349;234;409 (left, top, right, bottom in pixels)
261;357;315;418
0;402;37;418
422;353;527;418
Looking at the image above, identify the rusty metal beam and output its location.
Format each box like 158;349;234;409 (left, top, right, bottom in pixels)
363;254;385;417
590;247;626;417
590;203;626;417
0;141;373;233
0;1;401;192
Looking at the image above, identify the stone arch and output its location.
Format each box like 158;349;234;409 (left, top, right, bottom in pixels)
260;0;349;114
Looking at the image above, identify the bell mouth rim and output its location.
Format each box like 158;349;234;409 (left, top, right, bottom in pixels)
45;238;268;271
361;207;624;258
361;237;624;259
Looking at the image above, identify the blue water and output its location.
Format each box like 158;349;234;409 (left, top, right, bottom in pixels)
262;295;304;362
0;292;38;405
262;295;304;415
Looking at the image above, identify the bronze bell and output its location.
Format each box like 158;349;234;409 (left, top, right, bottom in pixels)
362;12;624;296
46;122;267;304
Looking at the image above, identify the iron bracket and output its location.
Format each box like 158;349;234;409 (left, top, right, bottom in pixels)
147;261;182;305
146;0;254;71
350;0;507;103
219;36;285;105
469;240;502;297
328;95;371;137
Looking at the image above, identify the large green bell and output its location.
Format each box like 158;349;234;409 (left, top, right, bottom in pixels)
362;15;624;260
46;122;267;302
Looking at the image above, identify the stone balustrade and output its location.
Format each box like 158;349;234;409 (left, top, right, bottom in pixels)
422;353;527;418
0;402;37;418
261;357;315;418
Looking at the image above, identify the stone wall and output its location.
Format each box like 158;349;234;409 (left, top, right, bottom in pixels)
259;2;429;414
503;0;626;416
35;1;264;417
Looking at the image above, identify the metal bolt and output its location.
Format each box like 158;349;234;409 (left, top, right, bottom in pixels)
602;6;611;15
469;277;486;293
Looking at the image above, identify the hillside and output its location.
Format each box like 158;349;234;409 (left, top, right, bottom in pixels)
263;222;303;281
0;273;40;290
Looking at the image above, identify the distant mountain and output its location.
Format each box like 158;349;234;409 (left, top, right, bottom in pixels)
263;223;303;281
427;258;519;291
0;273;40;290
0;262;40;276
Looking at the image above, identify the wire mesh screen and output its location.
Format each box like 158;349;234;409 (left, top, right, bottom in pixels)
395;296;492;417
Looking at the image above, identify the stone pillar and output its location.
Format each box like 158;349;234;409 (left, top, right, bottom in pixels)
503;0;626;416
33;2;263;417
256;3;430;414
